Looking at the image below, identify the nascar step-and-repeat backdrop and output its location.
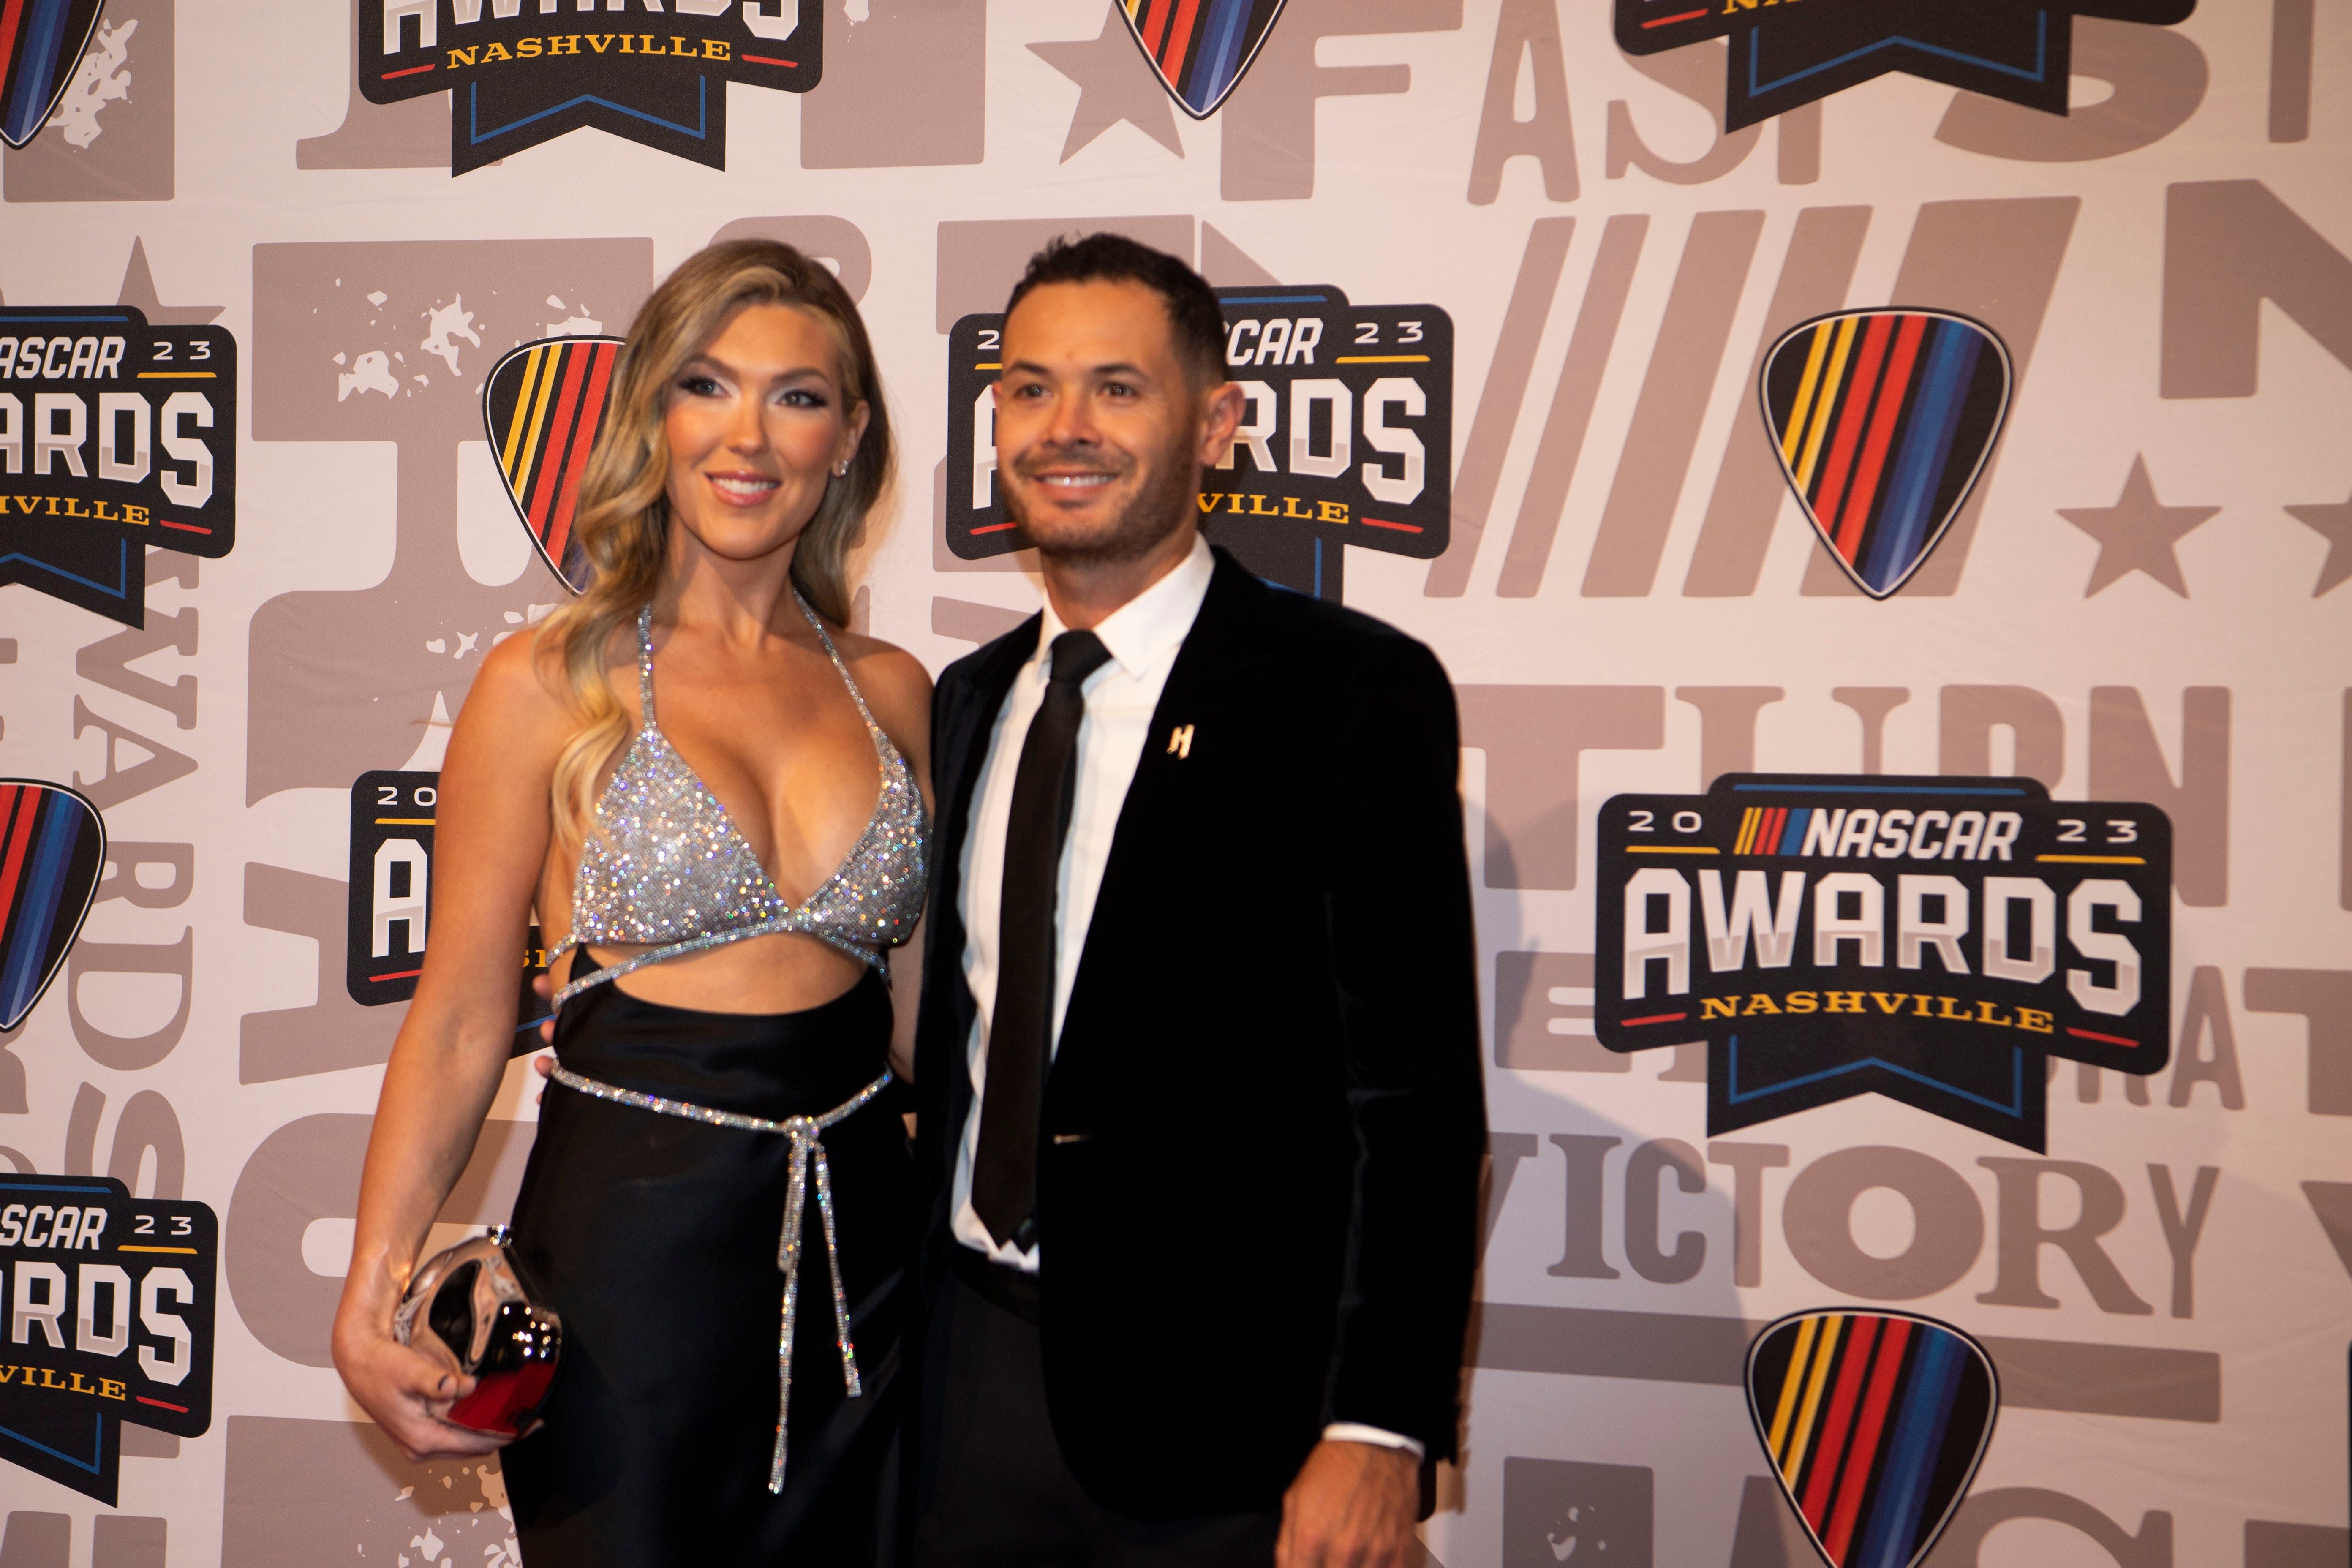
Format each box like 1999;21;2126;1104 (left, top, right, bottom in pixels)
0;1;2347;1563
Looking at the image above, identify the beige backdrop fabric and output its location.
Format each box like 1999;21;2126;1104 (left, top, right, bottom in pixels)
1;1;2348;1563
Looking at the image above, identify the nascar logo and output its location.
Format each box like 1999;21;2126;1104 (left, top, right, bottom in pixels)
1746;1309;1997;1568
0;782;102;1032
482;335;623;595
1119;0;1287;118
1761;310;2010;600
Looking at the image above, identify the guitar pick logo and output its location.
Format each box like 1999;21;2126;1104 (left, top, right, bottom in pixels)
0;782;105;1031
481;336;624;596
0;0;106;148
1761;310;2011;599
1747;1309;1998;1568
1118;0;1288;118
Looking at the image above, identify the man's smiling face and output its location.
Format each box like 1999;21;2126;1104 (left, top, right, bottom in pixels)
992;278;1219;566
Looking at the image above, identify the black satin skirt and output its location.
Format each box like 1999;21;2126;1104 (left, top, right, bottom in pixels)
502;970;909;1567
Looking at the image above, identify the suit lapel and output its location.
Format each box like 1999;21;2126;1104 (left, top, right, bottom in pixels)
1058;552;1270;1025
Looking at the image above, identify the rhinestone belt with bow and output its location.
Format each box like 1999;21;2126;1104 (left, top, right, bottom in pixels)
549;1065;891;1493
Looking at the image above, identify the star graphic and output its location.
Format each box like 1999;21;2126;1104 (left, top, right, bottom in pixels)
116;238;223;327
2284;490;2352;597
2058;456;2219;598
1029;2;1184;164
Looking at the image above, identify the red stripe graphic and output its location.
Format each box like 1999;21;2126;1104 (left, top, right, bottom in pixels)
1823;1317;1914;1560
1833;313;1929;558
0;787;37;940
1798;1313;1881;1527
1810;315;1896;547
1161;0;1204;81
0;0;30;97
1140;0;1174;56
1642;7;1710;23
381;63;436;80
526;345;592;536
545;341;617;567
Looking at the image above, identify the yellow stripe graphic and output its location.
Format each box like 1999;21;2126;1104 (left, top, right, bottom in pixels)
2035;854;2147;864
1767;1315;1821;1460
1794;316;1859;490
499;344;548;483
513;343;566;502
1779;323;1834;464
1783;1312;1846;1479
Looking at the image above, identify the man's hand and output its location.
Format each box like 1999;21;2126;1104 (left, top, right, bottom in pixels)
1277;1440;1419;1568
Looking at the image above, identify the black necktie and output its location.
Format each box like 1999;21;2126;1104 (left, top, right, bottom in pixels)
973;629;1113;1250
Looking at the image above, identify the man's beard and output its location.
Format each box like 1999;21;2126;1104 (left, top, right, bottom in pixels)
1005;436;1200;566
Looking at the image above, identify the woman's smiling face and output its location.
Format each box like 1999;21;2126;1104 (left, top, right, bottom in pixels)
660;302;868;569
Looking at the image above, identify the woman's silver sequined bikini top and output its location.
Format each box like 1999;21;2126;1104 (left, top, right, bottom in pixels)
551;598;927;1004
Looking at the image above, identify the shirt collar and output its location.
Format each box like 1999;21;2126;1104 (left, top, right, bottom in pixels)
1032;533;1214;682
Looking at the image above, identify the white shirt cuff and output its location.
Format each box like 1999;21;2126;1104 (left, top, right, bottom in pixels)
1322;1422;1426;1461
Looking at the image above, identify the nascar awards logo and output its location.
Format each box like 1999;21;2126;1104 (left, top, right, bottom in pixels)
1594;774;2171;1150
1;305;237;627
1118;0;1287;118
947;284;1451;602
1616;0;2196;131
360;0;822;174
0;1172;217;1505
0;0;105;148
1761;310;2012;600
348;771;549;1037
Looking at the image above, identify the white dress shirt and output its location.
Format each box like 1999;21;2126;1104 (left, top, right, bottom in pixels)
949;534;1420;1459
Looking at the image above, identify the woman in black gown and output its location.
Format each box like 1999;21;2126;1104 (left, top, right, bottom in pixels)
333;240;931;1565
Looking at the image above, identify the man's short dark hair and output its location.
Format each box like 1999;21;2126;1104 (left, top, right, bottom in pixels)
1004;233;1228;389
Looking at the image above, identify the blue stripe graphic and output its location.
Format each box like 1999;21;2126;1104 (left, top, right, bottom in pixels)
1727;1036;2027;1118
1192;0;1253;110
1854;1330;1967;1568
1745;11;2050;95
0;538;135;602
1731;782;2029;797
0;1411;105;1475
2;795;82;1022
1864;323;1983;592
1776;807;1811;855
4;0;74;144
470;77;708;146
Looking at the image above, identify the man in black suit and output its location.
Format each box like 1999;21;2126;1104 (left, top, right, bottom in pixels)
910;234;1484;1568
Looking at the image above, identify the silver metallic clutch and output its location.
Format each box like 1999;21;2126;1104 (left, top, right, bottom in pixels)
392;1225;562;1436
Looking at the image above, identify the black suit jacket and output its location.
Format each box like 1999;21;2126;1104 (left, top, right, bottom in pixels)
912;547;1485;1519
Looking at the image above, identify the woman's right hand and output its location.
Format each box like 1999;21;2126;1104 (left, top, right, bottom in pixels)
332;1297;510;1462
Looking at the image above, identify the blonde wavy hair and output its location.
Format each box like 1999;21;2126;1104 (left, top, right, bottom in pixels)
538;239;895;852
